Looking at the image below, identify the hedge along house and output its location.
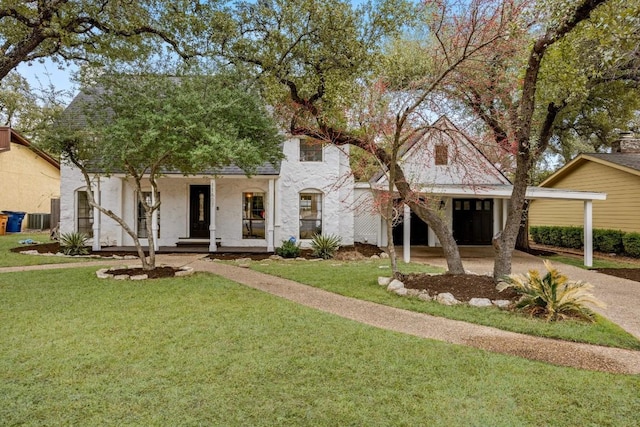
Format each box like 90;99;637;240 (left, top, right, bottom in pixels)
59;133;355;252
0;127;60;229
530;132;640;234
362;117;606;266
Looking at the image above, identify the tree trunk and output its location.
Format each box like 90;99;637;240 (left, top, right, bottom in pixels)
515;200;530;252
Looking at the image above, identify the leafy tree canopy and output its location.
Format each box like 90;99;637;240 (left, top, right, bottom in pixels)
0;0;231;81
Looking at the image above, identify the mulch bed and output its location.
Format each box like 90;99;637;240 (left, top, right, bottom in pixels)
400;273;519;302
107;266;182;279
13;241;640;285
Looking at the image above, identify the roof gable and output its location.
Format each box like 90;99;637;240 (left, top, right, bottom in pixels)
0;127;60;169
374;116;510;187
541;153;640;187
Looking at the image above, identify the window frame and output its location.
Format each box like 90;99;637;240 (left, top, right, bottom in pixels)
299;139;323;162
137;191;160;238
242;192;266;239
76;190;94;237
299;192;323;239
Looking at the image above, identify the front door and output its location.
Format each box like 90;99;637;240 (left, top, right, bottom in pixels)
452;199;493;245
190;185;210;238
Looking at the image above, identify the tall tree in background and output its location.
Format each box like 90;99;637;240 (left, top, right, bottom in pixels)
225;0;523;274
49;66;283;270
0;0;230;81
445;0;640;278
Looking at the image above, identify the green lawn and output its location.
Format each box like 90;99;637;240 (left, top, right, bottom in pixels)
1;267;639;425
0;233;89;267
250;259;640;350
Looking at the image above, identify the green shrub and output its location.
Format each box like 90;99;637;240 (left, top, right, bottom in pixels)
594;229;624;254
59;232;90;256
310;234;341;259
623;232;640;257
537;227;552;245
497;260;605;322
275;238;301;258
561;227;583;249
529;226;541;244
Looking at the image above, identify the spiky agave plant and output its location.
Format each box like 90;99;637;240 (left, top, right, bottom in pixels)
311;234;342;259
497;260;605;321
59;232;90;256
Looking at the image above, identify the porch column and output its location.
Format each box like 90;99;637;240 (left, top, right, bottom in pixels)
403;204;411;263
92;177;101;251
502;199;508;229
209;179;217;252
267;179;275;251
151;191;159;252
493;198;501;237
584;200;593;267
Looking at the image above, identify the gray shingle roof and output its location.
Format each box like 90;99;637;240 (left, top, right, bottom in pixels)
586;153;640;172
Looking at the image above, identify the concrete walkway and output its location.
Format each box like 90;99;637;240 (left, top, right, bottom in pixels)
2;252;640;374
411;247;640;340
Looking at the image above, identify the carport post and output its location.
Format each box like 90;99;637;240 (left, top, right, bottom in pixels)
403;204;411;263
584;200;593;267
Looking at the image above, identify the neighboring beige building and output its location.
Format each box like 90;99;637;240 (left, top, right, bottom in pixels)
529;133;640;233
0;127;60;230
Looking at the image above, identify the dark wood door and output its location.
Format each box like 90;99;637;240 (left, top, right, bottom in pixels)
190;185;210;238
452;199;493;245
392;211;430;245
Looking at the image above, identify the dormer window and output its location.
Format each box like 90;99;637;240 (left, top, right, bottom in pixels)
300;139;323;162
435;144;448;165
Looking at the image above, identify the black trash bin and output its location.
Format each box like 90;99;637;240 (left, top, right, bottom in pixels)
3;211;26;233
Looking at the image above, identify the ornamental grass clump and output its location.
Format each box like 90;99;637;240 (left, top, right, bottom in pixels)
497;260;605;322
60;232;90;256
311;234;341;259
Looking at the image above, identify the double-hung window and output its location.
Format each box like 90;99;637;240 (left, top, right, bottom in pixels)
299;139;323;162
137;192;160;238
243;192;265;239
299;193;322;239
77;191;94;237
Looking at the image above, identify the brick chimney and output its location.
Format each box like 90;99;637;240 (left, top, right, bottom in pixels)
611;131;640;153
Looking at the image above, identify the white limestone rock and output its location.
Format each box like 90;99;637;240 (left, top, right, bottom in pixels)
436;292;460;306
175;267;194;277
393;287;408;296
418;292;432;302
370;254;380;260
468;298;493;308
269;254;283;260
113;275;129;280
236;258;252;264
20;250;40;255
387;279;405;292
406;289;421;297
492;300;512;309
96;269;113;279
379;252;389;259
130;274;148;281
377;277;392;287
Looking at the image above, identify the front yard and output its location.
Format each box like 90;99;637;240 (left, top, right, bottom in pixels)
1;267;639;425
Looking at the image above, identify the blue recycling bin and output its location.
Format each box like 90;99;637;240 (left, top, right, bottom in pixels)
3;211;26;232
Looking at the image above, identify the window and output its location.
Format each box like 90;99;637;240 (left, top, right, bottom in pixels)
299;193;322;239
137;192;160;238
243;192;265;239
300;139;323;162
77;191;93;237
435;144;448;165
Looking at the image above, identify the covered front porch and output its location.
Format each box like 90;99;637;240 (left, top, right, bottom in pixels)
394;184;606;267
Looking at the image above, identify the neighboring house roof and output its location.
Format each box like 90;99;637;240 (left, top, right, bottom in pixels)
371;115;511;185
540;153;640;187
0;127;60;169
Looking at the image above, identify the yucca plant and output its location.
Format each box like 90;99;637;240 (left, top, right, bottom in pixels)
311;233;341;259
497;260;605;322
59;232;90;256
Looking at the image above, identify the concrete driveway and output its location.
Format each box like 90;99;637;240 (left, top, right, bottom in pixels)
409;246;640;340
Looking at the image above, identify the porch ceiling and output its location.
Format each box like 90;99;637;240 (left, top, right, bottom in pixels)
409;184;607;201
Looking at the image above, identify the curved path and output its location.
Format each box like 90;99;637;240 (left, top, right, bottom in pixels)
2;254;639;374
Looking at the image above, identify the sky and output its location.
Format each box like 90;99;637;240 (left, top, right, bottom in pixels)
17;59;78;104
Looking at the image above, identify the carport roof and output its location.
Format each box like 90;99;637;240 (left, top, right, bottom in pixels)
362;182;606;201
